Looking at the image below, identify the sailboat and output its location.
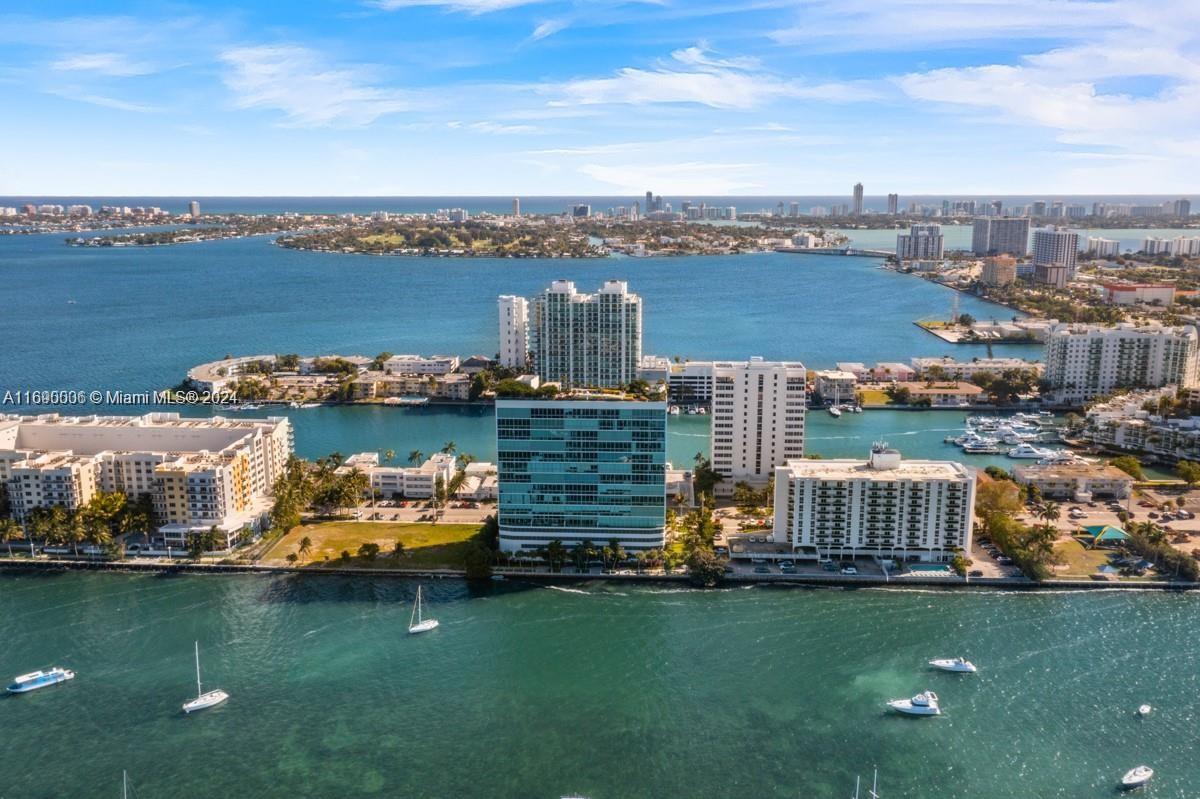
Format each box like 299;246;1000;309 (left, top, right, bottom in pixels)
182;641;229;714
408;585;439;634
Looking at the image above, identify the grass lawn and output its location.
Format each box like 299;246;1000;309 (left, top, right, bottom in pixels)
1052;538;1116;577
857;388;893;405
263;520;484;570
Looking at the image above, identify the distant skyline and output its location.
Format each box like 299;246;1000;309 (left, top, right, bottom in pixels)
2;0;1198;195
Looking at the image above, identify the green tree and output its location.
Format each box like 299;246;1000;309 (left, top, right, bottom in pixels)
545;539;567;572
463;542;493;580
1110;456;1145;481
392;539;406;561
357;542;380;561
1176;460;1200;487
408;449;425;466
298;536;313;558
0;518;22;557
686;549;726;587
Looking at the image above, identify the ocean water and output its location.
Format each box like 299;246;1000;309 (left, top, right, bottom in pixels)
2;573;1199;798
0;229;1031;396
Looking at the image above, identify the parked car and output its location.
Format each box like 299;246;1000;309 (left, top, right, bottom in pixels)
968;570;984;577
822;561;838;572
840;566;858;575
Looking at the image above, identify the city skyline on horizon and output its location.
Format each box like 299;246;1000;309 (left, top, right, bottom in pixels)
3;0;1198;196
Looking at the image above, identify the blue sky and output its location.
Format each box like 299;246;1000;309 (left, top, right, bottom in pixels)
1;0;1197;195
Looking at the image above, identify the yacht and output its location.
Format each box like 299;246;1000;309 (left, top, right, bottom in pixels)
1137;704;1152;716
929;657;977;673
7;667;75;694
408;585;439;634
828;406;843;418
852;405;863;414
240;403;261;411
668;405;681;416
1121;766;1153;789
1008;443;1056;459
886;690;940;716
962;441;1002;454
182;641;229;714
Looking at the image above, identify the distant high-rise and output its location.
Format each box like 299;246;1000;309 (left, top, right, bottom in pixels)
896;224;944;260
571;204;591;218
497;295;529;369
188;201;200;219
852;183;864;215
1032;201;1047;216
512;197;520;217
645;191;654;213
1175;199;1193;217
971;217;1030;256
529;280;642;387
886;193;898;215
1032;227;1079;288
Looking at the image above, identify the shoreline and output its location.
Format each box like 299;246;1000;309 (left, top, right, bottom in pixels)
3;557;1194;591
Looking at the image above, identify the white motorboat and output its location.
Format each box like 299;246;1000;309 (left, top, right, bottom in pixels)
668;406;681;416
1007;443;1056;459
929;657;977;673
182;641;229;714
1137;704;1152;716
962;441;1002;454
408;585;439;634
886;690;940;716
7;667;75;694
1121;766;1153;789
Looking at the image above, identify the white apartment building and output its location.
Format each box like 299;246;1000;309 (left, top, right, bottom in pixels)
382;354;460;375
1143;236;1200;256
528;280;642;388
895;224;944;260
0;412;292;547
497;295;530;369
1032;227;1080;288
667;360;715;405
1042;323;1200;404
710;358;806;494
339;452;457;498
812;370;858;401
772;445;975;563
1086;237;1121;257
910;357;1043;381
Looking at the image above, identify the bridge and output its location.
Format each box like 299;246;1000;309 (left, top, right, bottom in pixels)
775;246;894;258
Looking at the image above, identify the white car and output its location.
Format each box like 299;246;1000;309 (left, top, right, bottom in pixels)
840;566;858;575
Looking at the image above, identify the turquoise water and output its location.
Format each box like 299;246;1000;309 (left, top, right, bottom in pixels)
3;573;1199;798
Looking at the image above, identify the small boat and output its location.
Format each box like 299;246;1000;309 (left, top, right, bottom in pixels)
7;667;75;694
668;406;681;416
962;442;1002;454
886;690;940;716
490;574;506;582
240;403;261;411
1137;704;1152;716
408;585;439;634
1121;766;1153;789
182;641;229;714
929;657;977;673
1007;443;1056;459
828;406;843;418
852;405;863;413
299;403;320;409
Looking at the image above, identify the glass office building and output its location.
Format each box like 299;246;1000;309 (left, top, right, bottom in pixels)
496;398;667;551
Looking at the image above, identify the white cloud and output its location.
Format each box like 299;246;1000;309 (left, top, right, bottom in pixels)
371;0;544;14
219;45;415;127
530;19;569;40
580;161;763;193
547;44;875;108
50;52;155;76
770;0;1142;50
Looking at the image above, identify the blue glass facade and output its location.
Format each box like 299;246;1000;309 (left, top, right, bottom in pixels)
496;399;666;551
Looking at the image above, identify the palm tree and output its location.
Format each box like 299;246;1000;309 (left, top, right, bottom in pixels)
408;449;425;467
1036;501;1061;535
383;449;396;464
0;518;22;557
298;536;313;558
391;540;406;561
441;441;457;455
545;539;566;572
456;452;476;469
